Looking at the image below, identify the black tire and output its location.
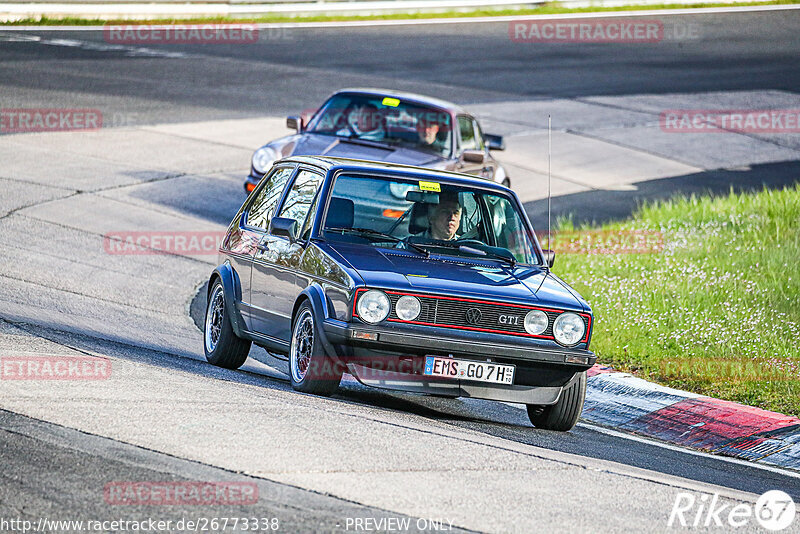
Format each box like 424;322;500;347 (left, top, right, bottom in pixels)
527;371;586;431
203;279;251;369
502;178;511;188
289;301;343;396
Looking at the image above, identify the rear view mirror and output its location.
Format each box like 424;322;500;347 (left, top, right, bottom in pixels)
286;115;303;133
462;149;485;164
406;190;440;204
269;217;298;243
542;249;555;268
485;134;505;151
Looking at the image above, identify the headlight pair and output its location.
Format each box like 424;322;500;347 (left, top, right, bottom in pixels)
524;310;585;345
356;290;420;324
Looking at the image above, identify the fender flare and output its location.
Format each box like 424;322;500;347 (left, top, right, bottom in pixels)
293;283;338;358
209;261;247;338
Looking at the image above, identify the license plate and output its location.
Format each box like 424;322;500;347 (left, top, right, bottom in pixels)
423;356;515;385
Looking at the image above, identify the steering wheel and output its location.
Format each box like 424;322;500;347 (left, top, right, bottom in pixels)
456;238;485;247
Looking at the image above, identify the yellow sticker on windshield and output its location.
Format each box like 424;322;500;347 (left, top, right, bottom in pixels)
382;97;400;107
418;181;441;192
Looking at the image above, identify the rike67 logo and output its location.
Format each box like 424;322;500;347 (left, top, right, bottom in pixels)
669;490;796;530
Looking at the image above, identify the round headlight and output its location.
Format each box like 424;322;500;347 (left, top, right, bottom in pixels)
356;290;390;324
524;310;548;336
252;146;279;174
395;295;421;321
553;313;586;346
389;182;413;199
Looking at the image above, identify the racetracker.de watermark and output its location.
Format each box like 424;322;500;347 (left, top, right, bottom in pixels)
660;109;800;133
659;358;796;382
0;355;111;380
103;231;226;256
103;24;292;44
538;229;664;255
510;19;663;43
104;482;259;506
0;108;102;133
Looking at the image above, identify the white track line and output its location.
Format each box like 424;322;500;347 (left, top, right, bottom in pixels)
578;421;800;481
2;4;799;31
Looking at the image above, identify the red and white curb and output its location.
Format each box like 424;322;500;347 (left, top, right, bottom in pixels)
583;365;800;471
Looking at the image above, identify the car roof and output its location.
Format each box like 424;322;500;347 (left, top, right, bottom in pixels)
331;88;469;115
281;155;509;192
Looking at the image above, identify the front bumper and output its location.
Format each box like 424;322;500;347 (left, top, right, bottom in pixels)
346;362;580;405
322;319;595;369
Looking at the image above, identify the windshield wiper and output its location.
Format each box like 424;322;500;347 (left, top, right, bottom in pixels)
326;227;430;257
419;241;517;268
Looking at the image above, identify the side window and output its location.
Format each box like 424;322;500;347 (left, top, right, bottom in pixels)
247;166;294;231
298;190;321;241
277;170;324;238
472;119;485;150
487;197;535;264
459;192;481;238
458;116;477;151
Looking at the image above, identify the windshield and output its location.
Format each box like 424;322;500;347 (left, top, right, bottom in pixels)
306;94;453;157
322;174;539;265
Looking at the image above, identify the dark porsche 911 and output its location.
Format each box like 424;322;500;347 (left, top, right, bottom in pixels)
244;88;509;194
210;156;594;431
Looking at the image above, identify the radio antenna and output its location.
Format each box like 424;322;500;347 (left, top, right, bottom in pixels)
547;114;552;264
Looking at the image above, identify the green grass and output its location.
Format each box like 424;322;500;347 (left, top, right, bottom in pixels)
4;0;799;26
554;185;800;416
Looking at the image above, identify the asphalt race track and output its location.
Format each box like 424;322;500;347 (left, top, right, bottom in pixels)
1;8;800;533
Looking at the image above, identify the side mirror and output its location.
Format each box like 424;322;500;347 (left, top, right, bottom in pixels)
485;134;505;151
286;115;303;133
542;249;555;268
462;149;485;164
269;217;298;243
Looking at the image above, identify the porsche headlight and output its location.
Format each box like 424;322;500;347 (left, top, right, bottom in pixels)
524;310;548;336
389;182;413;199
252;146;279;174
356;290;390;324
395;295;421;321
553;312;585;346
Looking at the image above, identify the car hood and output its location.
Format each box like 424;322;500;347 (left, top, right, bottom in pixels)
323;242;585;312
278;133;443;167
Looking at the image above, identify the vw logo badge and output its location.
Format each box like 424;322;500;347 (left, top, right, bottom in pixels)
465;308;482;325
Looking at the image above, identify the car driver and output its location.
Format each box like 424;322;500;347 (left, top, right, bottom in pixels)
424;193;462;241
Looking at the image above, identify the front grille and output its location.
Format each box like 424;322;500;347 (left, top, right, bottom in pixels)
381;290;589;341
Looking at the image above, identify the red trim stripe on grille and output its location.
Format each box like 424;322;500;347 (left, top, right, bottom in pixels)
352;288;591;344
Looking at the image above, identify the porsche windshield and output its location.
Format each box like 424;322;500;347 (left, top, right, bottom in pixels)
306;94;453;157
323;174;539;265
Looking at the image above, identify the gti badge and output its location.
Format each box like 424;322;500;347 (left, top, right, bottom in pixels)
498;314;520;326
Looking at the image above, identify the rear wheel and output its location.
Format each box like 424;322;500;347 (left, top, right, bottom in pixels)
289;302;343;396
527;371;586;431
204;280;250;369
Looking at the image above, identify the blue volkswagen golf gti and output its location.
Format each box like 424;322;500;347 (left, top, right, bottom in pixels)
204;156;595;431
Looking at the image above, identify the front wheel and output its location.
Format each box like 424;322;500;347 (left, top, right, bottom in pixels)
289;302;343;396
527;371;586;431
204;280;251;369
